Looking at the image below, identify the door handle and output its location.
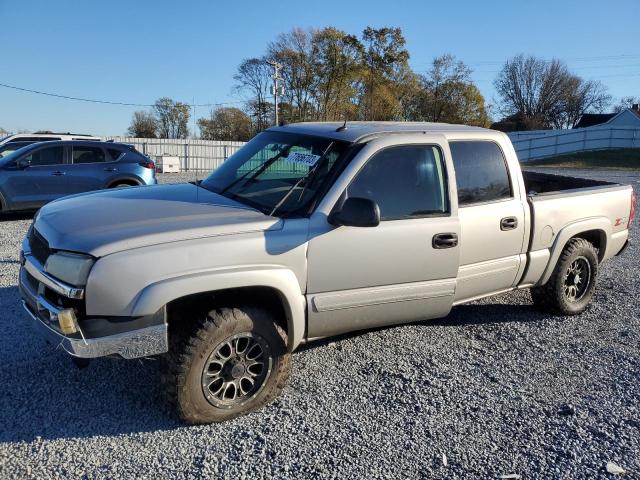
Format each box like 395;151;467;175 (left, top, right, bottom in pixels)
104;167;118;172
500;216;518;230
51;171;66;176
432;232;458;249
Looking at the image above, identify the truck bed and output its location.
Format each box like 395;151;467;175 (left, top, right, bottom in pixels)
524;170;632;269
522;170;617;196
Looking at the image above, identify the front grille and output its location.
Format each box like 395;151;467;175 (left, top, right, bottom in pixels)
29;228;51;265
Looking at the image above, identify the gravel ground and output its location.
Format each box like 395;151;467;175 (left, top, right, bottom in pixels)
0;169;638;479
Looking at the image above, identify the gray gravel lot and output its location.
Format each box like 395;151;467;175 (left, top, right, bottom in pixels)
0;168;638;479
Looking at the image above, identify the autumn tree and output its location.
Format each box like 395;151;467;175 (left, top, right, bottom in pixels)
127;111;157;138
153;98;190;139
410;54;489;126
198;107;253;141
359;27;410;120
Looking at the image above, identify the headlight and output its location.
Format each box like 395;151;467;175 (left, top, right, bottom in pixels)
44;252;94;286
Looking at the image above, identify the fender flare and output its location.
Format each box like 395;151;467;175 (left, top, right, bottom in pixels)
130;267;306;351
538;217;610;285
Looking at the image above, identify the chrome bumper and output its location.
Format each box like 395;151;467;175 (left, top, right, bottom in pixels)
19;255;168;359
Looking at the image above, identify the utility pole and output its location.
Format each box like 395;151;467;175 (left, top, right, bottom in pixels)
267;60;283;126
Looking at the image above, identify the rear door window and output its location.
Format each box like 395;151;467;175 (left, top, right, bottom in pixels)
23;146;65;166
449;141;512;206
107;148;123;161
72;146;106;164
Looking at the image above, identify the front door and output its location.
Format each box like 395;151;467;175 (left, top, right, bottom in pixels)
3;145;67;209
306;139;460;339
449;140;527;303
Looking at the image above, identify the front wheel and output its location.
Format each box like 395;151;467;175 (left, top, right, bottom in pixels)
531;238;599;315
169;307;291;424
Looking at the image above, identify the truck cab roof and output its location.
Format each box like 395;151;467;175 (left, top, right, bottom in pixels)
267;121;494;143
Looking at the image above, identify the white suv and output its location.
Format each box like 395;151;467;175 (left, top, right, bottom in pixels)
0;132;101;158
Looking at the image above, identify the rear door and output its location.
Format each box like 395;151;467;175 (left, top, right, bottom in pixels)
306;136;460;338
449;140;527;303
66;144;111;194
2;145;68;209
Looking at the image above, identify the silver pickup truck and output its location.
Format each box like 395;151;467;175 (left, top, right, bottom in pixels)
19;122;635;423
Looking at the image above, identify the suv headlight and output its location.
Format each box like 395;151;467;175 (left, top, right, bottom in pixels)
44;252;94;287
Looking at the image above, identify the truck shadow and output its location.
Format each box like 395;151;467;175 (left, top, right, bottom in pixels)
0;283;543;443
299;301;546;352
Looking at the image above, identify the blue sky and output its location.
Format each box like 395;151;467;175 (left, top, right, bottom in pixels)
1;0;638;136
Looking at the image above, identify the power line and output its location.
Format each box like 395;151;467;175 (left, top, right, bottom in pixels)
413;54;640;72
0;82;245;108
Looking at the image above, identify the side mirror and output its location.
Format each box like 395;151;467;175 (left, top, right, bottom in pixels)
17;158;31;169
329;197;380;228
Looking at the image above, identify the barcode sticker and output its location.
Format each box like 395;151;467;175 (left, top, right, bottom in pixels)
286;152;321;167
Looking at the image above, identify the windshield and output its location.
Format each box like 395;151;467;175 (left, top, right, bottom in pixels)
0;142;39;163
200;131;352;217
0;142;36;159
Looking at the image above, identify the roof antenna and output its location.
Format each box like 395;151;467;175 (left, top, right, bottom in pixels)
335;119;348;132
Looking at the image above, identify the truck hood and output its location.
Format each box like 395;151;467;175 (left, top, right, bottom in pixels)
34;183;282;257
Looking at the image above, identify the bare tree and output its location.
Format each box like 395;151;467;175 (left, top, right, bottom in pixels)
555;76;611;128
494;54;570;127
494;54;610;129
127;111;157;138
613;96;640;113
234;58;272;131
153;98;190;139
268;28;317;122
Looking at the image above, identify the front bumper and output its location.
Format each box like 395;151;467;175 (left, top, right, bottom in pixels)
19;252;168;359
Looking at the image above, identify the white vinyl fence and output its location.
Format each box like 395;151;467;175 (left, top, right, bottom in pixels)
104;137;247;172
508;127;640;162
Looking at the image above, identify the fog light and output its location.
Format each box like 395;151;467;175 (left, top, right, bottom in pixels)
58;309;79;335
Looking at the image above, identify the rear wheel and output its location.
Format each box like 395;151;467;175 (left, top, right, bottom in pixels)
531;238;599;315
168;307;290;424
110;182;135;188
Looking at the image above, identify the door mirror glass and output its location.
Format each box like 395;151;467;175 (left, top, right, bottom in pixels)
329;197;380;227
17;158;31;169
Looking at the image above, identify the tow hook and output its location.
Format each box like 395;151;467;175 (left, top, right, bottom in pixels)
71;357;91;369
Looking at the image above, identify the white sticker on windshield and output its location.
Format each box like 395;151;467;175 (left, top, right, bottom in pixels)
286;151;321;167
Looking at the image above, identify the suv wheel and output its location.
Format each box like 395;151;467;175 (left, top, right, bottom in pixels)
169;307;290;424
531;238;599;315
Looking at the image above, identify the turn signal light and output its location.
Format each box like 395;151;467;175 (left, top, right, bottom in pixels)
58;309;79;335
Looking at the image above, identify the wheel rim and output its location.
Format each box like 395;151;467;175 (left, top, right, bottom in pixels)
201;332;272;409
563;256;591;302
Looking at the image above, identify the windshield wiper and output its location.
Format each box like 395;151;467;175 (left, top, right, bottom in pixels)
219;146;291;196
269;142;334;217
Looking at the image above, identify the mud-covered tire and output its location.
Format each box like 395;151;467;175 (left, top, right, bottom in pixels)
168;307;290;424
531;238;599;315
